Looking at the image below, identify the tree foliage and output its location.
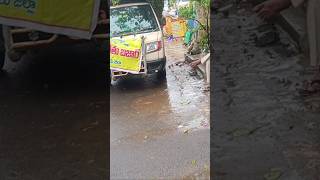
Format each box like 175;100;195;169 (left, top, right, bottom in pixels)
190;0;210;8
178;6;195;19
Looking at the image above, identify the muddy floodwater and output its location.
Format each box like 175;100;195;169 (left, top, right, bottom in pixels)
110;40;210;179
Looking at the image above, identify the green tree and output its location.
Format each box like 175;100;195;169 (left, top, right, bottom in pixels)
191;0;210;51
168;0;177;8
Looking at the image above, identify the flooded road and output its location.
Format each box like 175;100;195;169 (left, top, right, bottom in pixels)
0;45;107;180
110;40;210;179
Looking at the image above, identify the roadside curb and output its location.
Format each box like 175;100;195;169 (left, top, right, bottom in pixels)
276;7;308;53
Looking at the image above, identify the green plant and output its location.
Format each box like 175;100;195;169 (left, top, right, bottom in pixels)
178;6;194;19
179;6;195;19
168;0;177;7
191;0;210;51
190;0;210;8
200;33;209;52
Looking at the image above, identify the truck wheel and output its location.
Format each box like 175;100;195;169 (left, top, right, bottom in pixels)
157;67;166;80
110;72;112;85
110;71;116;85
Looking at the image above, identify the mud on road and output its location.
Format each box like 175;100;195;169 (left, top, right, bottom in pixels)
110;40;210;179
0;45;107;180
212;2;320;180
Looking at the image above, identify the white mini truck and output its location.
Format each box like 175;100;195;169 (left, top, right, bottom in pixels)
110;1;167;80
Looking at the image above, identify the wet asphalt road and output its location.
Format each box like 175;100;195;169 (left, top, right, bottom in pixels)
110;40;210;179
0;44;107;180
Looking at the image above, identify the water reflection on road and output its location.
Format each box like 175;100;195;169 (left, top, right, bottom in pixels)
110;40;210;179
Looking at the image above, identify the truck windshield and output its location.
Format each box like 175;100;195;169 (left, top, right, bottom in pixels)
110;4;159;37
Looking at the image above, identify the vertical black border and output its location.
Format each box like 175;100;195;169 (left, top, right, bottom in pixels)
106;0;111;179
210;0;214;178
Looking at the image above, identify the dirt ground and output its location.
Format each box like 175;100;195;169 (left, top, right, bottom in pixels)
212;2;320;180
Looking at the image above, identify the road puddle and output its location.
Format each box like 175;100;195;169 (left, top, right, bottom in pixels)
111;39;210;133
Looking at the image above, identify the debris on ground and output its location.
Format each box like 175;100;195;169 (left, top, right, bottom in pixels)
254;27;280;47
264;168;283;180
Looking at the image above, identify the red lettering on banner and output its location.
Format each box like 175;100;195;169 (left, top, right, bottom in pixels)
115;48;140;58
120;49;124;56
111;46;119;55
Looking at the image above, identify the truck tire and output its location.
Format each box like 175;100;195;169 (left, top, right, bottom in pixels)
110;71;112;85
156;66;166;80
0;25;5;70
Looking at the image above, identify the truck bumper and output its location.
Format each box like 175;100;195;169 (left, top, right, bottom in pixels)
111;57;167;78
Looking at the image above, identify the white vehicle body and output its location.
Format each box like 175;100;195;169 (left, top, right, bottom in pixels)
110;2;167;79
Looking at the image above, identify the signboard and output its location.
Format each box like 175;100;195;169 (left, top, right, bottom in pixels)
164;17;187;37
110;37;143;74
0;0;100;39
